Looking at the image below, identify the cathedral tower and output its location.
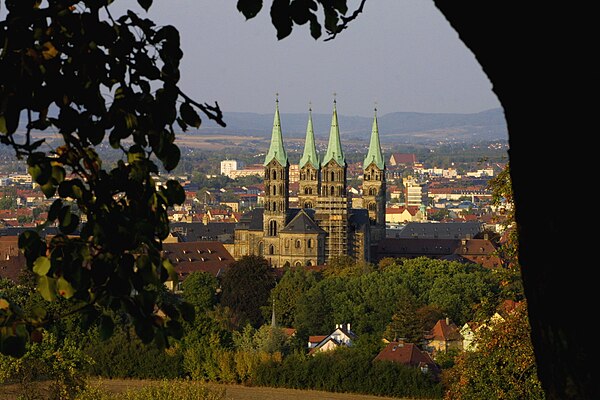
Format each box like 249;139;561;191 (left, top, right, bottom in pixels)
298;106;320;209
316;99;349;260
362;107;386;244
263;97;289;266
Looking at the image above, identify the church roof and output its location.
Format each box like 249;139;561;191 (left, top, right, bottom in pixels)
280;209;325;234
236;208;264;231
299;108;320;169
363;108;385;170
321;100;346;167
264;98;288;167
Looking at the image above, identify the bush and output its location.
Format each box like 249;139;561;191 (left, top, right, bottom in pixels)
0;331;92;400
76;379;225;400
83;327;183;379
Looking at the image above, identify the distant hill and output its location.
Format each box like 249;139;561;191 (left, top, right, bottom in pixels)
20;107;508;146
196;108;508;144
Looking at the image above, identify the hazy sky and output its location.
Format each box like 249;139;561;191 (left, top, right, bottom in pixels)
116;1;502;117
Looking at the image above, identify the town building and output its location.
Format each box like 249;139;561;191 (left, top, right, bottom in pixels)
233;99;386;267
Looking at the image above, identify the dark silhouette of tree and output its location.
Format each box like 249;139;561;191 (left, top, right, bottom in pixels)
432;3;593;398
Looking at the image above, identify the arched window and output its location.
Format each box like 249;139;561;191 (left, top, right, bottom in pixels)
304;201;312;209
308;239;313;248
368;202;376;211
331;171;335;181
269;220;277;236
272;170;277;180
369;187;377;196
306;261;312;267
272;185;276;195
269;245;275;255
258;242;264;256
330;185;335;196
295;261;302;268
295;240;301;249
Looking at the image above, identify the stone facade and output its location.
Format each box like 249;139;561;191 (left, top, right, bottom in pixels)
234;100;385;267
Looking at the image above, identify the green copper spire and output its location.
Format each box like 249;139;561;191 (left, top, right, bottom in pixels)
363;107;385;170
264;97;288;166
299;106;319;169
322;99;346;167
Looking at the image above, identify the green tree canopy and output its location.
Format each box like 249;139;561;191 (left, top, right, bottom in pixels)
219;255;276;328
181;271;219;311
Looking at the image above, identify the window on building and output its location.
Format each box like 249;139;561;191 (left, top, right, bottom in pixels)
269;220;277;236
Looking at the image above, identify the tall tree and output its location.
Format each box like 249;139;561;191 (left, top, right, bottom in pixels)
219;255;276;328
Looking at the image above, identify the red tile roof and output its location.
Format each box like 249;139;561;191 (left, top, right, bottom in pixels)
374;341;436;369
163;241;234;278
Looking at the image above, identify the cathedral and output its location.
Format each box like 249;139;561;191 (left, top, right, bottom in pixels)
233;99;386;268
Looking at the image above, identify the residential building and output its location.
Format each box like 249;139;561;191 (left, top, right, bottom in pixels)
308;323;357;355
374;341;439;375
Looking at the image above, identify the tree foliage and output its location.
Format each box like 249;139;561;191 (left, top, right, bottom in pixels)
442;301;545;399
0;0;364;357
219;255;276;328
487;162;519;269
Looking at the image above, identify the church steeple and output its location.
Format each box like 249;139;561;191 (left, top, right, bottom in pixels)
361;104;386;245
363;107;384;170
264;96;288;167
299;106;319;169
322;98;345;167
298;105;320;209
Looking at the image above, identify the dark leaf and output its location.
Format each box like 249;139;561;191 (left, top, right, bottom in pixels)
48;199;63;221
159;143;180;171
309;14;322;39
99;315;114;340
237;0;263;19
137;0;153;12
270;0;293;40
177;301;196;323
179;102;201;128
166;319;183;339
165;179;185;205
134;318;154;344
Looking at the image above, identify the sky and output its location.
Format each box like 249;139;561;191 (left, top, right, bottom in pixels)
114;1;501;118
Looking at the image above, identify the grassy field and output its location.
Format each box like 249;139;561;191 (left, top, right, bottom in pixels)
0;378;414;400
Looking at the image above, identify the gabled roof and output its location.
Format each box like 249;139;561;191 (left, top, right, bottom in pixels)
163;241;234;278
236;208;264;231
374;341;437;369
170;221;236;243
389;153;417;165
280;209;325;234
427;318;463;342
